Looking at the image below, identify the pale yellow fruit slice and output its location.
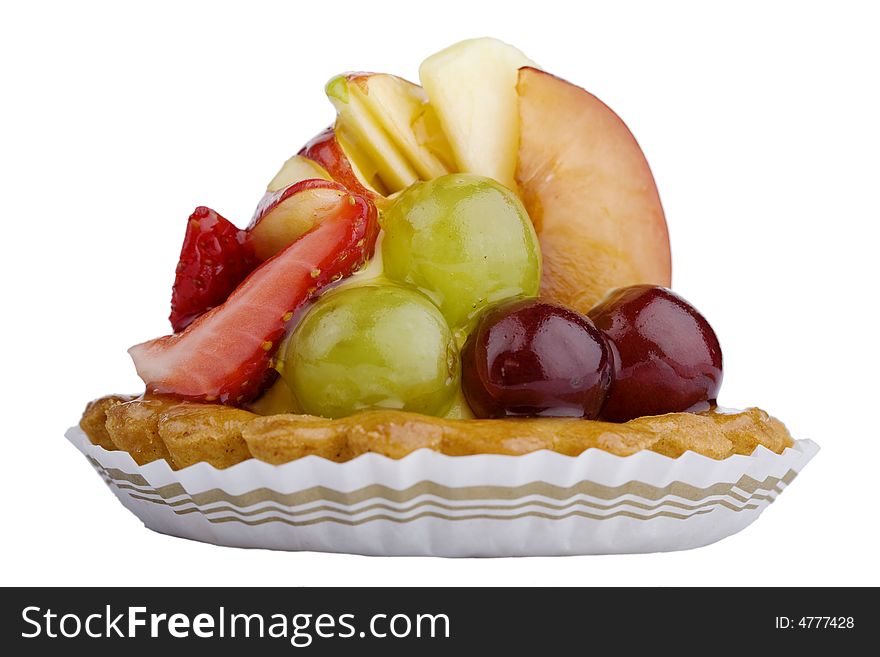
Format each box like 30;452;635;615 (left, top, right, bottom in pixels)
419;37;536;190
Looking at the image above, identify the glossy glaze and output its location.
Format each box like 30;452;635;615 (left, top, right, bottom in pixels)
462;299;612;418
588;285;722;422
381;174;541;329
284;284;459;419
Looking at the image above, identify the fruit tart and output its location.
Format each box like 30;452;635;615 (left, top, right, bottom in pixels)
70;39;817;555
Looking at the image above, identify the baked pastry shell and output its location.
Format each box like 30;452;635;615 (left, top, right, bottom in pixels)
66;421;818;556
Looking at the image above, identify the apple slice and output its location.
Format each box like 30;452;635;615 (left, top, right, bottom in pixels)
267;154;331;192
299;127;379;197
419;38;536;190
323;73;456;196
249;179;349;261
515;67;671;314
326;74;420;194
349;73;454;181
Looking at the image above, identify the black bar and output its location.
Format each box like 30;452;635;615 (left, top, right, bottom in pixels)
1;587;869;653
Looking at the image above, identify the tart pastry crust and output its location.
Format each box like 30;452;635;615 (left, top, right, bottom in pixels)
80;395;793;470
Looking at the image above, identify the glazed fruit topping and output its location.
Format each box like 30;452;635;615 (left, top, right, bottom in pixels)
130;188;379;404
134;40;727;427
169;207;257;333
249;179;350;260
283;284;459;418
299;127;378;199
588;285;723;422
381;173;541;330
462;299;613;418
516;67;670;315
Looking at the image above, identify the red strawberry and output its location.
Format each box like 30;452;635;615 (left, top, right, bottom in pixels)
169;207;257;333
130;189;379;405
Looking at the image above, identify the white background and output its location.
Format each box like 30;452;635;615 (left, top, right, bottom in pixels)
1;0;878;586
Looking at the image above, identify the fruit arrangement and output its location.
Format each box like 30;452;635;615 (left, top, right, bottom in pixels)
66;37;823;560
81;38;793;467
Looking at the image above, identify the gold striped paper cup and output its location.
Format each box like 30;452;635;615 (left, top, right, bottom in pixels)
66;425;818;556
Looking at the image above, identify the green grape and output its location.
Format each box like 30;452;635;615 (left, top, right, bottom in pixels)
282;284;459;419
380;173;541;330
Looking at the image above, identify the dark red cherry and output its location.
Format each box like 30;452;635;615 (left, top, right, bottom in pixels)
587;285;723;422
462;299;613;418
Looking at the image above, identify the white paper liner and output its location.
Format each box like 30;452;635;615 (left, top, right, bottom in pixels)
66;425;818;556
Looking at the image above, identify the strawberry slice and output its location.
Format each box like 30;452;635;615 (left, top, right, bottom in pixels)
169;207;257;333
131;190;379;404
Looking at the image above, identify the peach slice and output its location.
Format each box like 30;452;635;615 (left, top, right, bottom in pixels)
515;67;671;314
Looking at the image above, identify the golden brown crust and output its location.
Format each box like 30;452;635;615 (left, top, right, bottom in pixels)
159;404;254;469
695;407;792;456
242;415;352;463
80;395;135;450
104;398;177;466
79;395;794;468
